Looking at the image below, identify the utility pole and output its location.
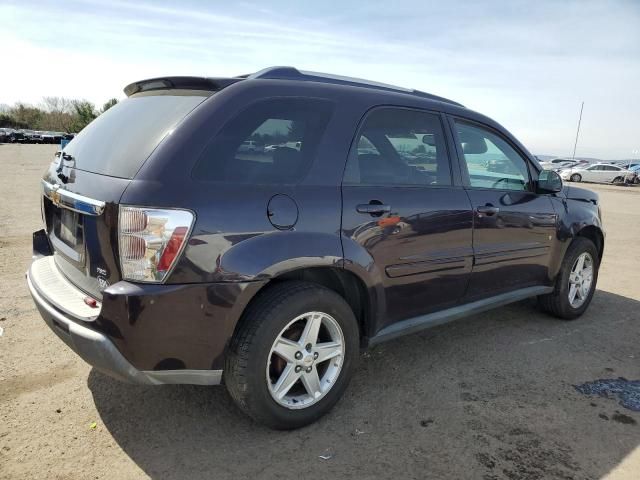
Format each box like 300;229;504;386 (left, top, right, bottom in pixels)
571;101;584;160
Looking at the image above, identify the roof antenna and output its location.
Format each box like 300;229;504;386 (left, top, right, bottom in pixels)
571;101;584;161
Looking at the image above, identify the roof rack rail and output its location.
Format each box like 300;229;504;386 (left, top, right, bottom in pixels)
246;66;464;107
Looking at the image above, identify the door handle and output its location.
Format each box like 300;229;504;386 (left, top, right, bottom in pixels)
356;203;391;216
476;205;500;216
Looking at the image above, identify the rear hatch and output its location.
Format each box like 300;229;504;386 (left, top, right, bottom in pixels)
42;90;210;299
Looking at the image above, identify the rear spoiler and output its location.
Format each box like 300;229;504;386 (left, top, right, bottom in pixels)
123;76;242;97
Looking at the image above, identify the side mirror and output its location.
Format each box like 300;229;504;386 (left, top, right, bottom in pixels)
537;169;563;193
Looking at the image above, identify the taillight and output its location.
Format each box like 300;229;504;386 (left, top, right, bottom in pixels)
118;206;194;282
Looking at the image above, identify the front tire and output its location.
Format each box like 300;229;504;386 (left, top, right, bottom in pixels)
538;237;599;320
225;281;359;429
570;173;582;182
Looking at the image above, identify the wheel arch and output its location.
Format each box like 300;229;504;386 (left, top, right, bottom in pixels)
576;225;604;262
229;266;377;350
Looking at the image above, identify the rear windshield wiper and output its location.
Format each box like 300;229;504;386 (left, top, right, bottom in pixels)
55;152;75;183
55;151;74;162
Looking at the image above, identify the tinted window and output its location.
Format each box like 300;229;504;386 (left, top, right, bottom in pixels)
344;108;451;186
455;121;530;191
194;98;333;184
63;92;208;178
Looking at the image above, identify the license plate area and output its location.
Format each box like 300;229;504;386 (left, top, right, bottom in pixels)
50;207;85;264
59;209;79;246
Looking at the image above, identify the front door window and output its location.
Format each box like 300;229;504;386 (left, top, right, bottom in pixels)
455;121;530;191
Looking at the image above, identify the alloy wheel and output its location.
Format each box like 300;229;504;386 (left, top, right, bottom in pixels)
266;311;345;409
568;252;594;308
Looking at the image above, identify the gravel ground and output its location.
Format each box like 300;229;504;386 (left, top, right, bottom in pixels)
1;144;639;480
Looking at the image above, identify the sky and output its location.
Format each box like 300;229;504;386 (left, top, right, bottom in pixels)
1;0;638;159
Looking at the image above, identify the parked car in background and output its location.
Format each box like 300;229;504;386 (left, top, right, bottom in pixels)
541;160;579;172
6;129;26;143
15;130;27;143
22;130;43;143
560;163;636;184
549;158;588;167
0;128;11;143
41;132;55;144
27;67;604;429
41;131;64;144
548;157;573;164
554;161;577;171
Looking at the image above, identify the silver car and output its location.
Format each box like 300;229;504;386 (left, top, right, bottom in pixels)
560;163;636;184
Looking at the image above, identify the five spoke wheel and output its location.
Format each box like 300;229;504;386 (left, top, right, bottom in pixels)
267;311;344;409
568;252;593;308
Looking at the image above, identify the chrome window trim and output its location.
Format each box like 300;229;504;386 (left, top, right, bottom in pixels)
42;180;106;216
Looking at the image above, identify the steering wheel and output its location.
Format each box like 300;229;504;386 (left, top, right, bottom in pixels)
491;177;511;189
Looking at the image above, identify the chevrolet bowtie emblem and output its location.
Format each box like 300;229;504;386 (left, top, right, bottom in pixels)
50;184;61;206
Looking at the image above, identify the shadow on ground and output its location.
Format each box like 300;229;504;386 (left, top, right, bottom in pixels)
89;290;640;479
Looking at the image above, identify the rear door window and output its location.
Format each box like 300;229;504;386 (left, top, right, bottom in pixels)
63;91;209;179
343;107;452;186
193;98;333;184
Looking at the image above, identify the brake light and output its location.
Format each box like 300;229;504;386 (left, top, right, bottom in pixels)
118;206;194;282
157;226;189;271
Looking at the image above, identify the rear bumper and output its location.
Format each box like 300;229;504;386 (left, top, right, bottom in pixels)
27;271;182;385
26;255;263;385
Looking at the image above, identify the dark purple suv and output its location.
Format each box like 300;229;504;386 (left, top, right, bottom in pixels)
27;67;604;429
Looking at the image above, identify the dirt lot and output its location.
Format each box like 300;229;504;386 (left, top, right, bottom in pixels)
1;144;639;480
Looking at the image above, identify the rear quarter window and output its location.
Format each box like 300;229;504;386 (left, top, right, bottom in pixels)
193;98;333;184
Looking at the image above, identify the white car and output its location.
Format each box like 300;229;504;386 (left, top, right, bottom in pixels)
560;163;635;184
549;160;578;171
540;159;588;171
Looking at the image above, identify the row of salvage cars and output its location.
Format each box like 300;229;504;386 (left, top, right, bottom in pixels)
540;158;639;185
0;128;75;144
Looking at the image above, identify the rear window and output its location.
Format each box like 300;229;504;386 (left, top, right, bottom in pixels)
193;98;333;184
63;91;208;178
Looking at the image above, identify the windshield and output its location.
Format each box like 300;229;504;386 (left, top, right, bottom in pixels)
63;91;209;179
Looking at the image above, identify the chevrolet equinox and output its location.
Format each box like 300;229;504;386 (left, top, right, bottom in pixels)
27;67;604;429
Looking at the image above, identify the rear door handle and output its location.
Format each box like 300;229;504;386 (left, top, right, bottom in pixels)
356;203;391;215
476;205;500;216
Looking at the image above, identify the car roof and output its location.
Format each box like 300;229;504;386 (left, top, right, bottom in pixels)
123;66;464;108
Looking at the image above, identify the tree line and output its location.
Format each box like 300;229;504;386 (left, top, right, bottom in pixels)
0;97;119;133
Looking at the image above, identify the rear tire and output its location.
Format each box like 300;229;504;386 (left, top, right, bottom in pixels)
538;237;599;320
570;173;582;182
225;281;359;429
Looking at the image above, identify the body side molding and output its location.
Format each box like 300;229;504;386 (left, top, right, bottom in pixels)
369;285;553;345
